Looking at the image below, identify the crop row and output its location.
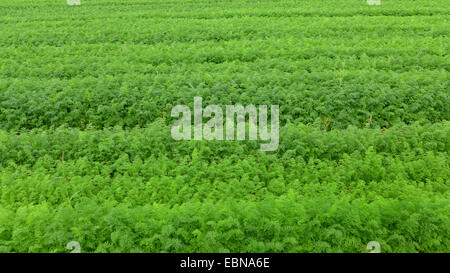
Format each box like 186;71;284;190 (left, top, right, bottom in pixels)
2;0;449;23
0;191;448;253
1;15;448;46
1;195;448;253
1;36;447;68
0;121;448;167
0;68;447;130
1;127;448;208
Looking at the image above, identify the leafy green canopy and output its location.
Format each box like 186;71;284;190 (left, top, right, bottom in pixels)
0;0;448;252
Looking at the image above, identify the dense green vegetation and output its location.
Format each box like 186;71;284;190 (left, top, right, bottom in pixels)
0;0;448;252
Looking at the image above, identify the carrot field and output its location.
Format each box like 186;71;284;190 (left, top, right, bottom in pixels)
0;0;448;253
